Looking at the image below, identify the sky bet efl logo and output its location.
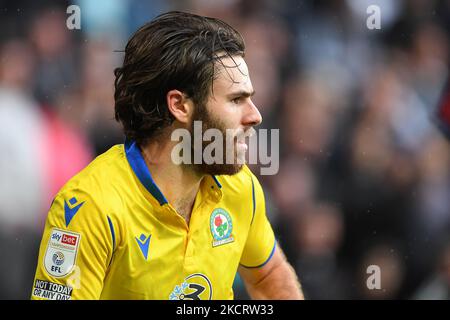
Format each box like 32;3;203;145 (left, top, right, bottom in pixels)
44;228;81;278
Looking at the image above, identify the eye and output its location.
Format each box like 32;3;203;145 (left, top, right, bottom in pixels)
232;97;242;104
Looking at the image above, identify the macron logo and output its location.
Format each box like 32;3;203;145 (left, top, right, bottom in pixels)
64;197;85;227
135;234;151;260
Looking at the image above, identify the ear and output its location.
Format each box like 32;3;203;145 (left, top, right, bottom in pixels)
166;89;193;124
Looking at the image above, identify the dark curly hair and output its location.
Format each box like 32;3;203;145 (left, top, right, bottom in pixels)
114;11;245;146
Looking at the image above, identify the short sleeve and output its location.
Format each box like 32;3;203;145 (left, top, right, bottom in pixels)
239;172;276;268
31;190;114;300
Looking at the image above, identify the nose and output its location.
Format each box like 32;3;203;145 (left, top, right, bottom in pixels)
243;99;262;127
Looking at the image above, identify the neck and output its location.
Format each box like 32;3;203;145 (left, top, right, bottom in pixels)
141;137;204;222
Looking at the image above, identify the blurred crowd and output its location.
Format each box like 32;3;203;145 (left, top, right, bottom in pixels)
0;0;449;299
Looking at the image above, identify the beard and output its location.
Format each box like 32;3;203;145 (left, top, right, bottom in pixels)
188;103;246;176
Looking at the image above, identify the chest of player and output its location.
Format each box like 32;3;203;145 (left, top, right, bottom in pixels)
104;197;252;299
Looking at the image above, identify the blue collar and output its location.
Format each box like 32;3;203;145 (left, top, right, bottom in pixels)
125;139;168;205
124;139;221;206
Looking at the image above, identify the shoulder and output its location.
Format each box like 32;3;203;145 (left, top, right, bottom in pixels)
216;165;264;198
54;144;128;215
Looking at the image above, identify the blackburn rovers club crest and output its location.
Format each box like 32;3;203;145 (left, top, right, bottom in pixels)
210;208;234;247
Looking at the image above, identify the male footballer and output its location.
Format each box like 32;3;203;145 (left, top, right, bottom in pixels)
31;11;303;300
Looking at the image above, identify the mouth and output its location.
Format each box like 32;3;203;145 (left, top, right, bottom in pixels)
238;142;248;151
233;127;254;153
237;140;248;151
